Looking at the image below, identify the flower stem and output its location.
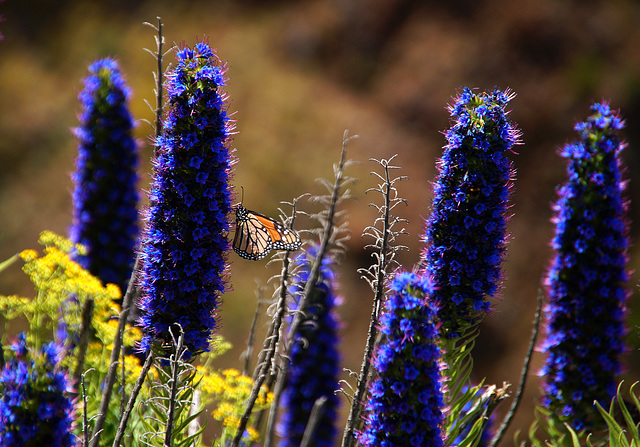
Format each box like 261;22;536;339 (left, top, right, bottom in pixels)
88;256;139;447
163;330;184;447
300;396;328;447
112;352;154;447
73;298;94;386
341;157;399;447
489;290;544;447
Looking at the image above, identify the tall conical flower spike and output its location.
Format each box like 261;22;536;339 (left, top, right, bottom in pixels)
540;102;629;431
358;272;444;447
137;42;235;359
69;58;139;293
421;87;518;337
0;334;77;447
278;244;342;447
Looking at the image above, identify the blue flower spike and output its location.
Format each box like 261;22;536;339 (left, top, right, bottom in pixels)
69;58;139;294
137;41;235;359
421;88;519;337
278;245;341;447
358;272;444;447
0;334;76;447
540;102;629;431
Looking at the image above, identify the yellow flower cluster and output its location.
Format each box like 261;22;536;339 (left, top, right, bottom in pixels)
83;341;143;383
22;230;120;301
202;368;272;444
1;232;275;446
0;231;141;374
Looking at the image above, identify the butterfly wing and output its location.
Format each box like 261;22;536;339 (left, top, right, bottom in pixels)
264;216;302;251
233;206;273;260
233;206;302;260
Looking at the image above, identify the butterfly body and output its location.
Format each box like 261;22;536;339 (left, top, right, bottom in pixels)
233;205;302;260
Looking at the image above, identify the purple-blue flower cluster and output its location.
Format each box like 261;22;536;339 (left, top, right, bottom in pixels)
137;42;235;358
540;102;629;430
69;58;139;293
0;334;76;447
278;245;341;447
421;87;518;336
358;272;443;447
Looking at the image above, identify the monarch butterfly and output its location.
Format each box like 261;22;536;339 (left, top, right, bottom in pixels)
233;204;302;260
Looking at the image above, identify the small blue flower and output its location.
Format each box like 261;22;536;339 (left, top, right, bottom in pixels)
421;87;518;337
0;335;76;447
278;245;341;447
69;58;139;293
137;42;235;359
358;272;444;447
540;102;630;430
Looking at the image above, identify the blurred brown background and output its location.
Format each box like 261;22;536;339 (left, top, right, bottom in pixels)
1;0;640;444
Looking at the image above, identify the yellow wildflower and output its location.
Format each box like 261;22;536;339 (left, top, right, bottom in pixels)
2;231;140;376
19;249;38;262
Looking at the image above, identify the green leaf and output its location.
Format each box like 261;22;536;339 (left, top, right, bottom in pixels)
173;409;203;435
564;423;584;447
456;417;488;447
441;325;495;447
527;406;577;447
595;400;628;447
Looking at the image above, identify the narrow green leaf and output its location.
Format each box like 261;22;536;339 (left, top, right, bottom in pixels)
173;411;203;433
564;423;583;447
616;383;640;446
595;401;628;447
629;383;640;412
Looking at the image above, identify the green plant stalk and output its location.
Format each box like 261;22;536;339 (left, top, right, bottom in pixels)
73;298;94;385
112;352;154;447
89;256;139;447
489;291;543;447
341;156;398;447
164;341;182;447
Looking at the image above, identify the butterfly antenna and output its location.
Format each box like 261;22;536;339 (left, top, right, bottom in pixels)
234;185;244;208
